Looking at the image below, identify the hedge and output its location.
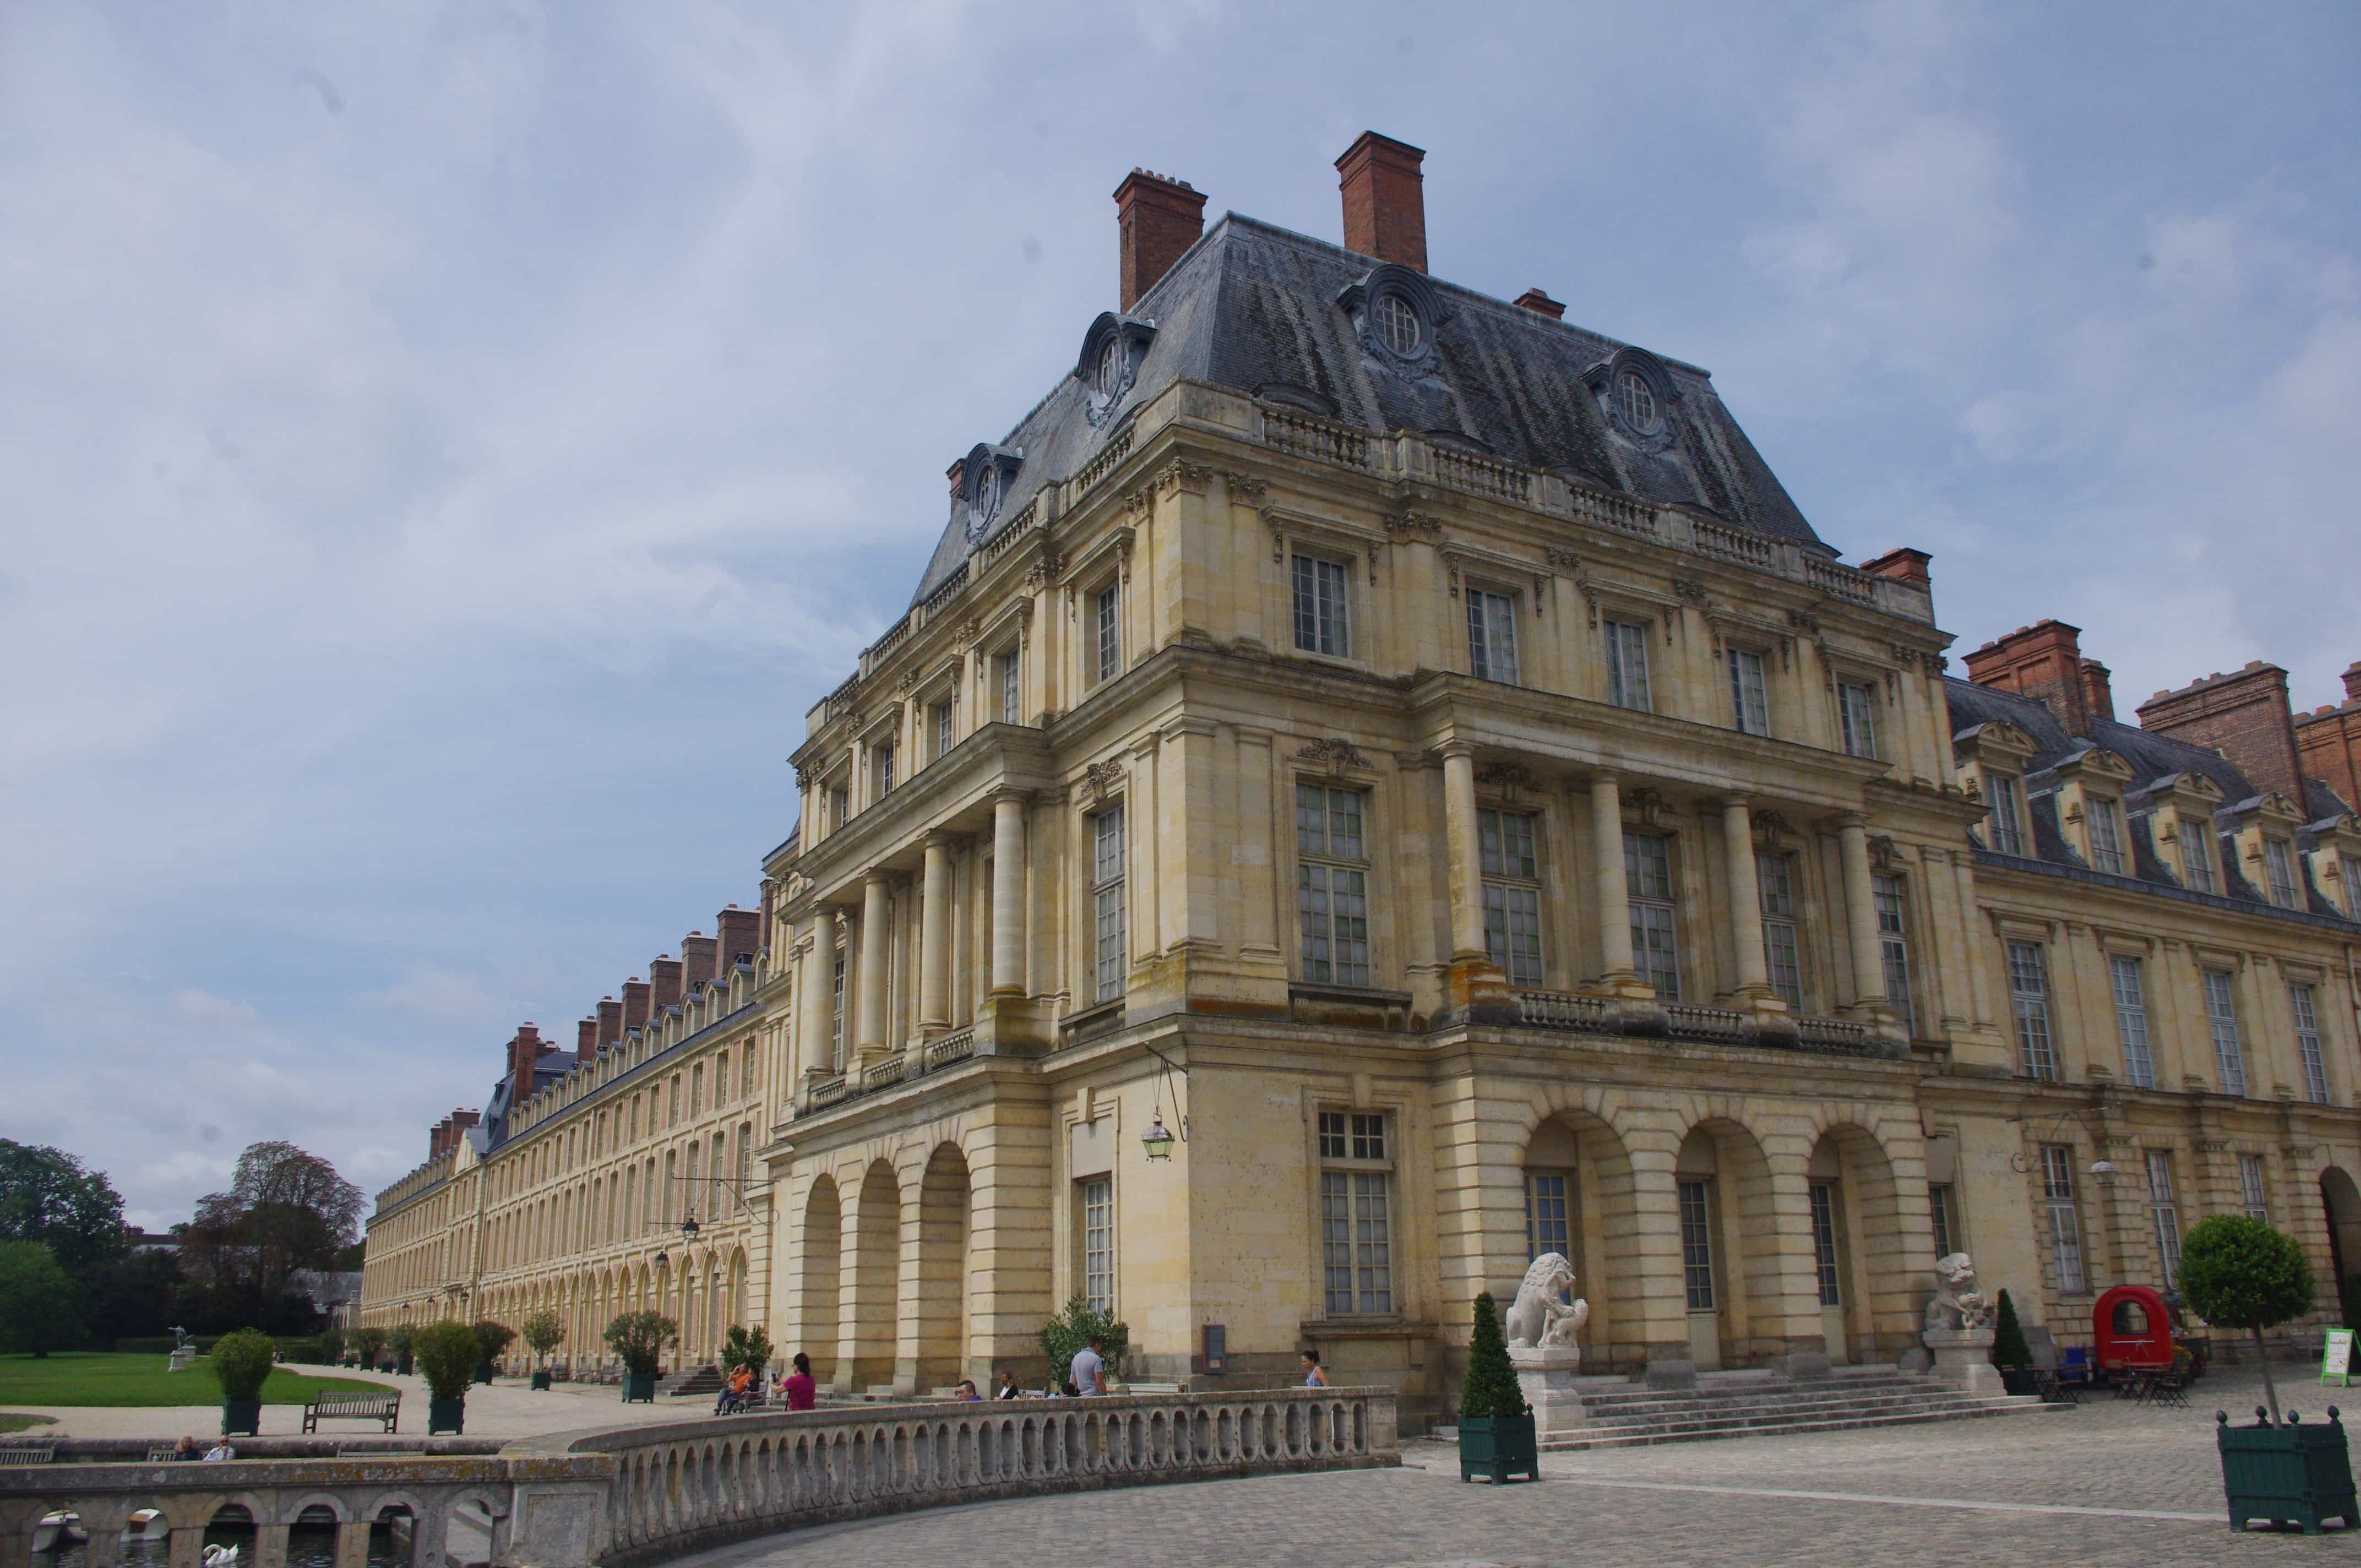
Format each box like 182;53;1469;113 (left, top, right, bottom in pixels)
115;1336;221;1356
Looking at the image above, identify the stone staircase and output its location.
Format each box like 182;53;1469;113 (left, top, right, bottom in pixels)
1436;1366;2054;1452
658;1363;723;1399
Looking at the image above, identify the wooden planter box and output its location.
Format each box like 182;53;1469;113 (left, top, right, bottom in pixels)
622;1371;659;1404
530;1370;552;1391
427;1396;466;1435
219;1400;261;1437
1459;1413;1539;1485
2219;1409;2358;1534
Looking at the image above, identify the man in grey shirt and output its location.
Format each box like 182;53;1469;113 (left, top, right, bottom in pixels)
1069;1335;1105;1395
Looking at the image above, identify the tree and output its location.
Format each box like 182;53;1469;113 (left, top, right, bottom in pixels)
1460;1291;1528;1419
177;1142;365;1327
353;1326;387;1369
0;1240;85;1357
471;1320;516;1371
721;1324;773;1374
1990;1288;2032;1368
2181;1214;2315;1424
0;1140;127;1275
1038;1296;1129;1385
521;1310;564;1368
412;1321;479;1401
84;1249;188;1346
603;1313;678;1376
209;1329;277;1402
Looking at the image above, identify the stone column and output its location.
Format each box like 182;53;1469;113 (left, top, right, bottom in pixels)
799;913;835;1086
856;873;893;1065
990;793;1028;995
1442;742;1486;961
1838;816;1890;1014
1722;798;1771;997
919;835;954;1035
1591;772;1636;984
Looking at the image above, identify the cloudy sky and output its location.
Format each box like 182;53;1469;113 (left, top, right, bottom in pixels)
3;1;2355;1229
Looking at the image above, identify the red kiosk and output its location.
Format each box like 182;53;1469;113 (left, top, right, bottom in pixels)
2092;1284;2180;1375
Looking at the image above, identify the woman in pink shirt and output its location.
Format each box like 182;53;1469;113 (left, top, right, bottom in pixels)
784;1352;818;1411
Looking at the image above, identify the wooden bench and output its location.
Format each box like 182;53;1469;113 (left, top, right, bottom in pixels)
302;1391;400;1434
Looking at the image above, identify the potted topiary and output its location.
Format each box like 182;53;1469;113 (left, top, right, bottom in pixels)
522;1310;564;1391
1457;1291;1537;1484
209;1328;276;1436
471;1320;515;1385
352;1327;387;1371
1990;1289;2038;1397
2184;1215;2358;1532
413;1321;479;1435
605;1312;677;1404
317;1327;345;1366
388;1324;415;1377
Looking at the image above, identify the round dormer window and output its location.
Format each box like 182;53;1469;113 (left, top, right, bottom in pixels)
1098;336;1126;395
975;465;999;520
1371;292;1422;356
1614;371;1659;433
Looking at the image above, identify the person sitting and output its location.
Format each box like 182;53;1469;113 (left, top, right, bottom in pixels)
995;1370;1022;1401
954;1379;983;1401
173;1436;201;1461
202;1440;236;1462
715;1364;754;1415
783;1352;818;1412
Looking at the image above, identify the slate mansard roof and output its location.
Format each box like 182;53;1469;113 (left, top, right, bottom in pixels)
910;214;1832;606
1943;676;2360;928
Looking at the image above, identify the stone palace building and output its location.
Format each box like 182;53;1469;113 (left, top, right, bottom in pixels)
361;134;2361;1428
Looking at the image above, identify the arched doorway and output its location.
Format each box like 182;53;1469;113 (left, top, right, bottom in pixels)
847;1159;901;1390
1673;1119;1778;1370
916;1143;972;1389
799;1176;841;1385
1803;1125;1906;1363
2323;1168;2361;1323
1517;1110;1636;1367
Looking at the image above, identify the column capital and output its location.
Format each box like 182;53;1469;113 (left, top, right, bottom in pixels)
1437;738;1478;762
1718;793;1755;814
1830;810;1872;832
919;829;962;852
985;785;1033;808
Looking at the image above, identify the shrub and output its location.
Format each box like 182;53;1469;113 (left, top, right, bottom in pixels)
352;1327;387;1368
317;1327;345;1365
386;1325;415;1364
412;1322;480;1401
118;1336;219;1356
1990;1289;2032;1368
603;1313;678;1378
209;1329;278;1402
273;1336;320;1364
1460;1291;1528;1420
2182;1215;2315;1423
521;1310;564;1366
721;1324;773;1374
471;1320;515;1369
1038;1296;1129;1384
0;1242;85;1358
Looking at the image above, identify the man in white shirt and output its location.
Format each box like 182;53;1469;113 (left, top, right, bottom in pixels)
1069;1335;1105;1396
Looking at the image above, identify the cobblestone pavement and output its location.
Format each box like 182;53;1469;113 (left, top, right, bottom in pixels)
676;1368;2355;1568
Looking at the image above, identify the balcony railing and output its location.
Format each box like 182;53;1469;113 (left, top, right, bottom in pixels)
926;1026;978;1070
1071;427;1134;498
1433;445;1533;504
804;1027;982;1116
1513;990;1887;1057
1663;1003;1750;1043
1515;989;1615;1032
1261;406;1372;469
1690;516;1775;568
1796;1015;1873;1050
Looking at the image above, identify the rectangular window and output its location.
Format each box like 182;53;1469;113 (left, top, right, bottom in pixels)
1838;682;1878;759
1081;1176;1113;1314
1318;1112;1393;1316
1625;832;1680;999
1758;852;1802;1009
1094;585;1120;684
1525;1171;1570;1263
1984;774;2025;855
1728;649;1769;736
997;648;1021;722
830;954;846;1069
2086;797;2126;874
2145;1151;2182;1288
1809;1183;1842;1306
2346;856;2361;919
2293;983;2330;1105
1298;785;1372;987
2180;816;2217;892
2239;1154;2270;1221
932;701;954;761
1467;589;1520;685
873;742;896;801
1092;806;1127;1004
1928;1183;1955;1260
829;783;849;831
1873;874;1913;1021
2007;941;2058;1081
2203;969;2247;1096
1479;808;1544;987
2265;839;2300;908
1292;554;1351;657
2109;955;2156;1090
1678;1179;1715;1310
1605;619;1651;711
2041;1145;2087;1295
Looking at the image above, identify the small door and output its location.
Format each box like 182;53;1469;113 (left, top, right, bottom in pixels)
1811;1181;1850;1364
1679;1179;1723;1370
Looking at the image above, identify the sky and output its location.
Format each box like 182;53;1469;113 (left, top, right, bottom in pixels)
2;1;2355;1230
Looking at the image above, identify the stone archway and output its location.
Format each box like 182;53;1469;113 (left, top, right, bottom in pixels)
844;1159;901;1391
798;1176;841;1385
2323;1168;2361;1320
1672;1118;1781;1370
1803;1124;1908;1363
914;1143;972;1390
1517;1109;1637;1368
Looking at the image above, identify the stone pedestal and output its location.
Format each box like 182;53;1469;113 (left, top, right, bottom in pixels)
1509;1345;1588;1436
1922;1326;2001;1395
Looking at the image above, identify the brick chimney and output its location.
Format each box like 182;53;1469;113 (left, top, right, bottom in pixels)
1513;287;1564;319
2345;661;2361;703
505;1023;546;1095
429;1117;449;1160
1964;620;2092;737
450;1109;480;1137
717;904;761;967
2080;659;2115;725
2298;692;2361;816
576;1017;598;1062
650;955;684;1012
1859;547;1932;592
681;931;719;991
621;977;652;1033
1113;168;1206;312
1336;131;1427;273
596;995;623;1049
2136;661;2303;802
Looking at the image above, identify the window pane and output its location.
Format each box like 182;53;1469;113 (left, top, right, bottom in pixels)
2204;970;2246;1096
1082;1177;1113;1314
1729;649;1769;734
2086;798;2124;874
1874;874;1912;1017
1840;683;1878;759
1986;775;2023;855
2240;1154;2269;1221
1678;1180;1715;1310
2180;818;2216;891
2265;839;2299;907
999;650;1021;722
1525;1172;1570;1262
1318;1110;1347;1160
1928;1183;1955;1260
1094;807;1127;1004
1095;587;1120;682
2293;984;2329;1104
1809;1183;1842;1306
1607;620;1651;711
2146;1151;2182;1287
2008;943;2057;1081
2110;956;2155;1089
2042;1145;2086;1295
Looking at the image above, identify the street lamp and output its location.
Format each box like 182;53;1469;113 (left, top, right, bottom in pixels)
1141;1115;1177;1162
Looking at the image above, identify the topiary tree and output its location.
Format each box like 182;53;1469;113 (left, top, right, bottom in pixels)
1460;1291;1528;1419
2181;1214;2315;1424
0;1240;85;1358
352;1326;386;1369
387;1324;415;1369
603;1312;678;1377
1990;1288;2032;1368
721;1324;774;1375
471;1319;516;1374
412;1321;480;1401
209;1328;277;1402
1038;1295;1130;1385
521;1309;564;1368
318;1326;345;1365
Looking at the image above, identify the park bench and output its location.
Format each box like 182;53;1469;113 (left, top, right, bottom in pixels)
0;1442;56;1465
302;1391;401;1434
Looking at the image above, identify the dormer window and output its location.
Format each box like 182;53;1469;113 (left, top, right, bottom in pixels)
1098;336;1125;395
2264;839;2300;908
975;465;1000;521
1372;292;1421;356
2086;796;2126;875
1984;774;2025;855
1615;371;1659;433
2179;818;2218;892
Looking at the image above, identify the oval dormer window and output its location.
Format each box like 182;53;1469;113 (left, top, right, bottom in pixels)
1098;336;1126;395
1371;292;1421;356
975;465;999;520
1614;370;1659;434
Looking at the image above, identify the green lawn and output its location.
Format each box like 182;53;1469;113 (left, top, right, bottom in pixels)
0;1413;55;1434
0;1352;391;1408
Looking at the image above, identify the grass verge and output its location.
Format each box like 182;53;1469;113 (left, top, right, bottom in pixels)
0;1352;390;1408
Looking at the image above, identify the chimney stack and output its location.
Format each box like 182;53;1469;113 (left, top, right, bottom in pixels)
2345;661;2361;704
2080;659;2116;725
596;995;623;1049
717;904;761;968
1335;132;1428;273
621;977;652;1033
1112;168;1206;312
1859;547;1932;592
650;955;684;1012
1963;620;2092;738
505;1022;546;1096
682;930;719;991
576;1017;599;1062
1513;288;1564;319
2297;670;2361;816
2138;661;2304;802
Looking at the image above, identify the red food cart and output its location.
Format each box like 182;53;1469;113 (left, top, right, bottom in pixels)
2092;1283;2179;1375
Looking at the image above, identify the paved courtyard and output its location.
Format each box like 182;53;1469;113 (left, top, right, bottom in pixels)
668;1368;2352;1567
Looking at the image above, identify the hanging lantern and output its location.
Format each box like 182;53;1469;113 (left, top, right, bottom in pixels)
1141;1115;1177;1162
681;1215;701;1239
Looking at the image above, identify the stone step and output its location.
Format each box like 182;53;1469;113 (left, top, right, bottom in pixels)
1576;1393;2027;1434
1537;1396;2056;1451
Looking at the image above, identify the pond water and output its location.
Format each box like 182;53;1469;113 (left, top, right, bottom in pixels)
39;1522;415;1568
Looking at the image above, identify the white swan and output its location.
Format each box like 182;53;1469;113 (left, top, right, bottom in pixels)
202;1545;240;1566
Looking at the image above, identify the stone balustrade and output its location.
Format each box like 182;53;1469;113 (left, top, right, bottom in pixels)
1;1388;1396;1568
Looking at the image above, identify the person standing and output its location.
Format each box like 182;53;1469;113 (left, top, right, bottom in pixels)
783;1352;818;1412
1300;1350;1329;1387
1069;1335;1105;1396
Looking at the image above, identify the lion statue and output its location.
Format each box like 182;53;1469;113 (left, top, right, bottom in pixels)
1923;1251;1993;1333
1504;1252;1590;1351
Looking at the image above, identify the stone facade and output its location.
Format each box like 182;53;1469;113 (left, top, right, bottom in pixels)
362;137;2361;1433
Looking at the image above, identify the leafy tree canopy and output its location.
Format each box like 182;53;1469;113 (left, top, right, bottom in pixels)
1038;1295;1128;1385
0;1140;127;1273
0;1239;85;1357
177;1141;365;1326
2180;1215;2314;1331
